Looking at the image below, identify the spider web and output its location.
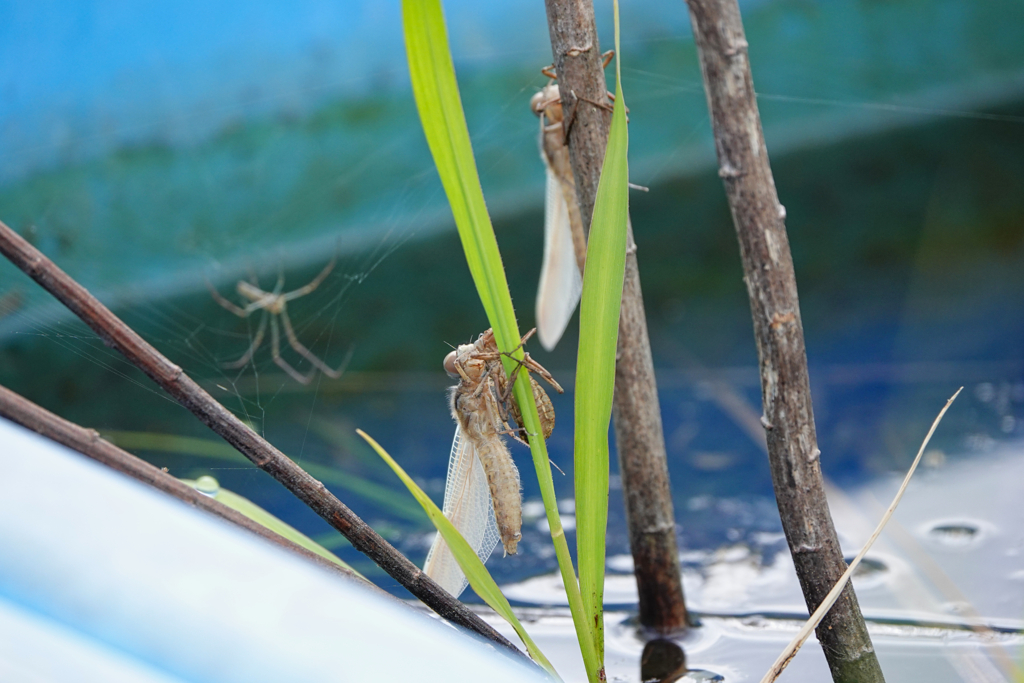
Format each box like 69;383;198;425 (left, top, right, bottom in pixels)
0;37;554;578
1;9;1021;591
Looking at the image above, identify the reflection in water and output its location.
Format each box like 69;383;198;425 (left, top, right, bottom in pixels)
843;556;890;590
640;639;687;683
677;670;725;682
495;443;1024;680
927;522;980;548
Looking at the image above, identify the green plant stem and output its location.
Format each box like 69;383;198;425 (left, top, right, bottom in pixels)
572;0;629;664
520;389;598;674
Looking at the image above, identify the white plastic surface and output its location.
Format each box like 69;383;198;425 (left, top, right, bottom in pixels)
0;595;187;683
0;418;543;683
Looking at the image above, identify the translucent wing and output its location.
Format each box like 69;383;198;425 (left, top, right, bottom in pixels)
536;166;583;351
423;426;500;598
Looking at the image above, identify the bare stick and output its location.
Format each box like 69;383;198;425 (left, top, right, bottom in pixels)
0;381;372;587
683;0;884;680
542;2;613;232
762;388;961;683
543;0;688;633
0;220;524;659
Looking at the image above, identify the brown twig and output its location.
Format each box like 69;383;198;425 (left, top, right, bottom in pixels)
543;0;688;633
0;381;373;587
683;1;884;681
542;3;612;233
0;219;524;660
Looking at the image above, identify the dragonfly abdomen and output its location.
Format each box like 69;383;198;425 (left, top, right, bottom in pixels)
471;429;522;555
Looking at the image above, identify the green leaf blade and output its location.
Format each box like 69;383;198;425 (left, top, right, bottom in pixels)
356;430;558;678
574;0;629;665
179;478;358;575
401;0;514;350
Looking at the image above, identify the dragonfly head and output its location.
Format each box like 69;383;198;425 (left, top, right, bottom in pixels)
443;349;460;378
530;83;562;124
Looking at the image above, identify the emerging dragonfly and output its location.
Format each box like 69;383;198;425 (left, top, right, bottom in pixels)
423;328;563;598
530;53;616;351
531;81;584;352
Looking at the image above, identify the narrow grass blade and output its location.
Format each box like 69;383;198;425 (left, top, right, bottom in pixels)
760;388;963;683
573;0;629;663
103;429;424;522
403;0;601;678
179;477;357;574
357;429;558;679
402;0;515;350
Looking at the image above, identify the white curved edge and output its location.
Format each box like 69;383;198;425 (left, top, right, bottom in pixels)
424;427;500;598
0;594;187;683
536;168;583;352
0;417;544;683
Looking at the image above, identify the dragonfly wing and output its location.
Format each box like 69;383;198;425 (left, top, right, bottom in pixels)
423;426;500;598
536;167;583;351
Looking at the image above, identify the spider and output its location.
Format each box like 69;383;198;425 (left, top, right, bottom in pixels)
208;258;347;385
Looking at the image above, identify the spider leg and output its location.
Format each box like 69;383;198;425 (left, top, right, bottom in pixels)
281;257;336;302
241;296;277;316
233;281;281;316
270;314;316;385
207;279;251;318
222;311;268;369
279;306;345;378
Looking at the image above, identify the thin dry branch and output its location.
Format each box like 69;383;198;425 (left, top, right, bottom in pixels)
543;0;688;634
0;219;523;659
762;388;961;683
0;381;375;587
684;0;884;680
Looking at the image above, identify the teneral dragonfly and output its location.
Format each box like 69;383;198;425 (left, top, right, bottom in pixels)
531;82;585;352
423;328;563;598
530;52;618;352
